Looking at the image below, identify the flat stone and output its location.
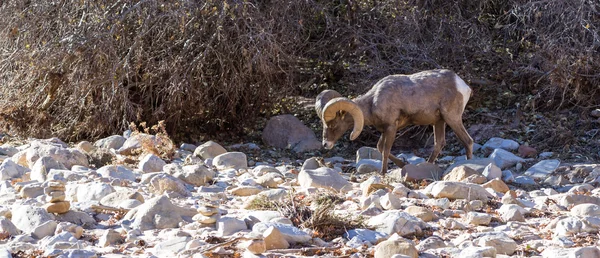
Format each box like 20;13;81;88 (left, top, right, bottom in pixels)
524;159;560;179
466;212;492;226
298;158;351;193
44;201;70;214
489;148;525;169
425;181;493;201
367;211;426;237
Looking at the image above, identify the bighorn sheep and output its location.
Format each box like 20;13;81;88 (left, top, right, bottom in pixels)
315;69;474;175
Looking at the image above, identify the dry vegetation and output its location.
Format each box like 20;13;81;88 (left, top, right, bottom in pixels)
0;0;598;147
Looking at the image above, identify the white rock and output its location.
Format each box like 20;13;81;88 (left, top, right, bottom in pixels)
356;147;382;162
482;163;502;180
155;236;190;254
488;148;525;169
374;234;418;258
97;165;137;181
298;158;351;193
11;205;55;234
524;159;560;179
252;222;311;244
498;204;526;222
424;181;493;201
94;135;126;150
344;229;387;244
76;182;115;202
213;152;248;170
263;226;289;250
0;159;30;180
483;137;519;151
217;216;248;236
174;164;216;186
25;142;89;169
32;220;58;239
571;203;600;217
459;246;497;258
98;229;123;247
380;193;403;210
475;233;517;255
367;211;426;237
124;195;195;230
0;218;21;236
194;141;227;160
138;154;166;173
149;173;190;197
356;159;382;174
541;246;600;258
466;212;492;226
30;156;67;182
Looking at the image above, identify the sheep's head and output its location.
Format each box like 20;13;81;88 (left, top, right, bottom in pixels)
315;90;364;149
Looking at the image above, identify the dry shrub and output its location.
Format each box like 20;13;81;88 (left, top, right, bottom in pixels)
129;121;175;159
0;0;597;142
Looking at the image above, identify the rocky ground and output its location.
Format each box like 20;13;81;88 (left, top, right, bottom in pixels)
0;115;600;258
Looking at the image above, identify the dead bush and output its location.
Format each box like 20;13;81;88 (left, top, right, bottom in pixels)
0;0;597;143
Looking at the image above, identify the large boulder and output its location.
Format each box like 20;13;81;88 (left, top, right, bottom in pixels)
25;142;89;169
193;141;227;160
261;114;321;153
124;195;195;230
94;135;126;150
298;158;351;193
0;159;30;180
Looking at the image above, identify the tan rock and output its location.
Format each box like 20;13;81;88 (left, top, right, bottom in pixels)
192;213;219;224
230;186;263;196
374;236;418;258
256;173;283;188
405;206;436;222
197;205;220;216
443;165;479;182
263;226;289;250
239;239;266;254
76;141;95;153
482;179;510;193
462;174;487;184
45;201;70;214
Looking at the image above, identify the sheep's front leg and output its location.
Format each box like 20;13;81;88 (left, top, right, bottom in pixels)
379;126;397;175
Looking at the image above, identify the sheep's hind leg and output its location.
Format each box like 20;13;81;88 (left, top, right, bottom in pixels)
445;118;474;160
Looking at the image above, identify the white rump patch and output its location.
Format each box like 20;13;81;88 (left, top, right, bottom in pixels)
454;75;472;110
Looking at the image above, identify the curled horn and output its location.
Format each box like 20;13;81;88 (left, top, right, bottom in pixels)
315;90;342;119
322;97;365;140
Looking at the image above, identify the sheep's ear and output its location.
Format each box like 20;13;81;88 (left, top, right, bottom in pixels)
338;110;347;119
